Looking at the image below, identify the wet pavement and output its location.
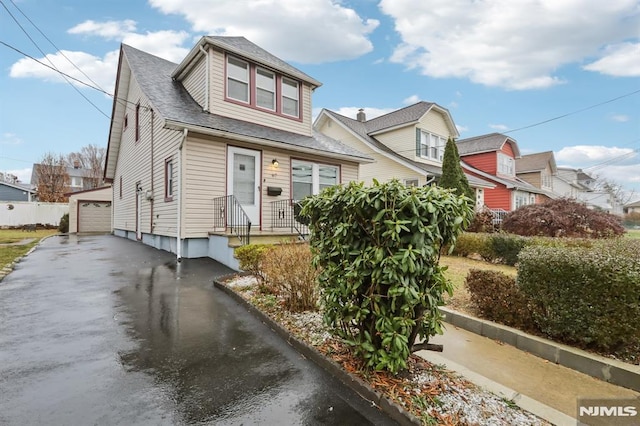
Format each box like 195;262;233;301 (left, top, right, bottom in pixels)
0;235;396;425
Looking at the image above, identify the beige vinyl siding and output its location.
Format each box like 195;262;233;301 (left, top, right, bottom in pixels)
318;120;424;186
112;76;152;233
420;109;451;137
374;126;415;161
182;135;227;238
182;55;207;109
518;171;540;188
208;49;312;136
112;72;182;237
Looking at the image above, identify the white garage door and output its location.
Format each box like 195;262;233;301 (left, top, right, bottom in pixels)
78;201;112;233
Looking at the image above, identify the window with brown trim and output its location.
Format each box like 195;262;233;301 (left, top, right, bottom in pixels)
135;103;140;142
165;159;174;201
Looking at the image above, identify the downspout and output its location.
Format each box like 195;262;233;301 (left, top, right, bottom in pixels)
176;128;188;261
198;45;209;112
150;108;154;232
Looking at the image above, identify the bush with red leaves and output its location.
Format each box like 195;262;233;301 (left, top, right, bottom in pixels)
501;198;624;238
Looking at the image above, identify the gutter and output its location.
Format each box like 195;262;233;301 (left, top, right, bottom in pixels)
198;45;210;112
176;128;188;261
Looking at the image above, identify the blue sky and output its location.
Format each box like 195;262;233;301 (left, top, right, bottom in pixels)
1;0;639;199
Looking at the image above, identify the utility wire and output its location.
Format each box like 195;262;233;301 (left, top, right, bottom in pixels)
7;0;107;94
0;0;109;118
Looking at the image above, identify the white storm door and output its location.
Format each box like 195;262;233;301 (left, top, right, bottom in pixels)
227;147;261;226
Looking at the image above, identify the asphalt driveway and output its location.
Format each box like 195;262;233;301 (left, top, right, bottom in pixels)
0;235;396;425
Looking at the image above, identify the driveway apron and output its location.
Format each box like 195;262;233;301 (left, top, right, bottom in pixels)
0;235;396;425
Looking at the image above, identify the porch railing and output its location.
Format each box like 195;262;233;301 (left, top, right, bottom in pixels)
212;195;251;246
489;208;508;226
270;199;309;240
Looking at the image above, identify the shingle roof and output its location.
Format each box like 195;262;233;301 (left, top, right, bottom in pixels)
321;109;494;189
515;151;556;173
462;161;546;194
625;199;640;208
365;102;435;133
122;44;369;162
457;133;521;157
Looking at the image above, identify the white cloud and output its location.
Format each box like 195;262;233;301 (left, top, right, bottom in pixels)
455;124;468;133
610;114;630;122
449;101;459;108
402;94;420;105
584;42;640;77
68;19;137;39
148;0;379;63
9;21;189;93
1;133;23;145
379;0;640;90
489;124;509;131
555;145;636;164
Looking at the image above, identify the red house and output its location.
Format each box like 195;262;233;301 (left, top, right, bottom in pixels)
457;133;544;212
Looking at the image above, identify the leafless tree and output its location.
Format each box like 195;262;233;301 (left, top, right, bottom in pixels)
593;176;636;205
34;152;69;202
66;144;106;189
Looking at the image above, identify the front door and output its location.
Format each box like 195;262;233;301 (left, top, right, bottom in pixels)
227;147;261;226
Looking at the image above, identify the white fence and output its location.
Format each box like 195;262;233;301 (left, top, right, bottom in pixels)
0;201;68;227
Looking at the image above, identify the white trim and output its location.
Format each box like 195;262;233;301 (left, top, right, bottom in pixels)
227;146;261;225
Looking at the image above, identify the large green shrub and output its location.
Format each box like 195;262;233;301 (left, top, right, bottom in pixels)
447;232;492;259
465;269;532;329
489;233;528;266
58;213;69;233
300;179;473;373
518;239;640;351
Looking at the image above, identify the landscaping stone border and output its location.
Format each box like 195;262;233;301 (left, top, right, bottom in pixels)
213;277;421;426
441;307;640;393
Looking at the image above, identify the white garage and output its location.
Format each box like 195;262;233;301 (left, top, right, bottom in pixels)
68;186;113;234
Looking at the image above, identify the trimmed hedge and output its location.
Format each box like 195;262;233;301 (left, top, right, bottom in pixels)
465;269;532;329
518;239;640;351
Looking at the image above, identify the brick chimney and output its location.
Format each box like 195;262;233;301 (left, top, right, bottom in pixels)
356;108;366;122
73;160;80;169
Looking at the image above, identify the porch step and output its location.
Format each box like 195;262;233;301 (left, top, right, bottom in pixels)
209;231;304;248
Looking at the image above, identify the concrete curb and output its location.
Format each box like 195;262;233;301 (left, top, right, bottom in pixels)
213;278;422;426
441;307;640;393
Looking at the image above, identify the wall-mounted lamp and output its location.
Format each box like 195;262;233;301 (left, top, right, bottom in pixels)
272;159;279;169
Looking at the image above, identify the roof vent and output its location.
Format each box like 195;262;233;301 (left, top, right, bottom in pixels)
356;108;366;122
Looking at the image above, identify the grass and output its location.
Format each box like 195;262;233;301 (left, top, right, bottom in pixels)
625;229;640;239
0;229;58;270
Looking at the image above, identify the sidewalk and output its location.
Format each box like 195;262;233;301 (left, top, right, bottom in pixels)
418;320;639;425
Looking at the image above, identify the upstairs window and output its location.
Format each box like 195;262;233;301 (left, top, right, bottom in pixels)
256;68;275;110
281;77;299;117
498;153;515;176
227;56;249;103
419;130;445;161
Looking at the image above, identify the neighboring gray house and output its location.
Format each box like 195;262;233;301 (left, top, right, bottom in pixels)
625;199;640;214
515;151;558;202
103;37;371;269
553;167;622;214
0;181;36;202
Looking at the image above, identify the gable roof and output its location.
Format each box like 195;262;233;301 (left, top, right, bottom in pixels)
516;151;557;174
105;43;370;180
172;36;321;88
317;109;494;189
625;199;640;208
457;133;521;157
0;181;35;194
462;161;546;194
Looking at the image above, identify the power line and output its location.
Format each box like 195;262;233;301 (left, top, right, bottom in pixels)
7;0;107;94
0;0;109;118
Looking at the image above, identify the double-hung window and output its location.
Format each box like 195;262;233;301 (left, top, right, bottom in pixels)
420;130;445;161
227;56;249;103
281;77;299;117
292;160;338;200
498;153;515;176
165;159;174;200
256;68;275;110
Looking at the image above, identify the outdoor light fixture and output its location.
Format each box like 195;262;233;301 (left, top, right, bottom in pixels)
272;159;279;169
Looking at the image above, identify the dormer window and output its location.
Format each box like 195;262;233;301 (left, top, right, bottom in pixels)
225;54;301;120
282;77;299;118
227;56;249;103
256;68;275;110
419;130;445;162
498;153;515;176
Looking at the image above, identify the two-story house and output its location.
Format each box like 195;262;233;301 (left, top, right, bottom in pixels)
515;151;558;203
314;103;494;205
103;36;371;268
553;167;622;214
456;133;544;213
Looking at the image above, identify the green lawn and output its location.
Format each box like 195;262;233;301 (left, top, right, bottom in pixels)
0;229;58;270
625;229;640;239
